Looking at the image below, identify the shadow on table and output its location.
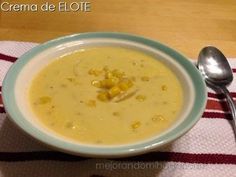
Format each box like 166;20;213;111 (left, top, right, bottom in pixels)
0;116;49;151
0;116;175;177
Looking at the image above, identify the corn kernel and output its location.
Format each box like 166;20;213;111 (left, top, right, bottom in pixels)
118;82;130;91
121;79;133;87
88;69;95;75
100;79;117;89
66;77;76;82
136;95;146;101
97;92;110;102
113;112;120;116
108;86;121;98
95;140;103;144
131;121;141;129
38;96;52;104
86;100;96;107
65;121;76;129
88;69;102;76
95;70;102;76
152;115;165;122
91;80;101;88
161;85;167;91
60;84;67;88
112;77;120;84
141;76;150;81
112;69;124;78
105;71;114;79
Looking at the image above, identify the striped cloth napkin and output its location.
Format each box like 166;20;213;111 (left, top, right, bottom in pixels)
0;41;235;177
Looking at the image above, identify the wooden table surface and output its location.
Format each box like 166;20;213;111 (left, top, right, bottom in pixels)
0;0;236;59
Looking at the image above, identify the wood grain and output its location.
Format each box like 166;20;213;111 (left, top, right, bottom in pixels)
0;0;236;58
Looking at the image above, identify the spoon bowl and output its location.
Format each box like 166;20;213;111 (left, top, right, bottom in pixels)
198;46;233;86
197;46;236;138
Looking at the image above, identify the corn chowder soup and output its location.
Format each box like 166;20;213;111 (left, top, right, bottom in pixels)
29;46;183;145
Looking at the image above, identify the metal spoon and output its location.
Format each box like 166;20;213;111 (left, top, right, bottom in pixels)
197;46;236;137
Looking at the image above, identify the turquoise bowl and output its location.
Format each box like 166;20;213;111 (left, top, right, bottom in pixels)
2;32;207;158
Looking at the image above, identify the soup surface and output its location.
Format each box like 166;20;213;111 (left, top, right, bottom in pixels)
29;46;183;145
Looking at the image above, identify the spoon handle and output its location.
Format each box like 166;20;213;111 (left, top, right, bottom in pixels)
221;86;236;136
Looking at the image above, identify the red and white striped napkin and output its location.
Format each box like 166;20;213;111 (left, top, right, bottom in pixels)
0;41;235;177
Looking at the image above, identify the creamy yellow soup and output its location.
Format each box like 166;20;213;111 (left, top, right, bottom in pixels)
29;46;183;145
